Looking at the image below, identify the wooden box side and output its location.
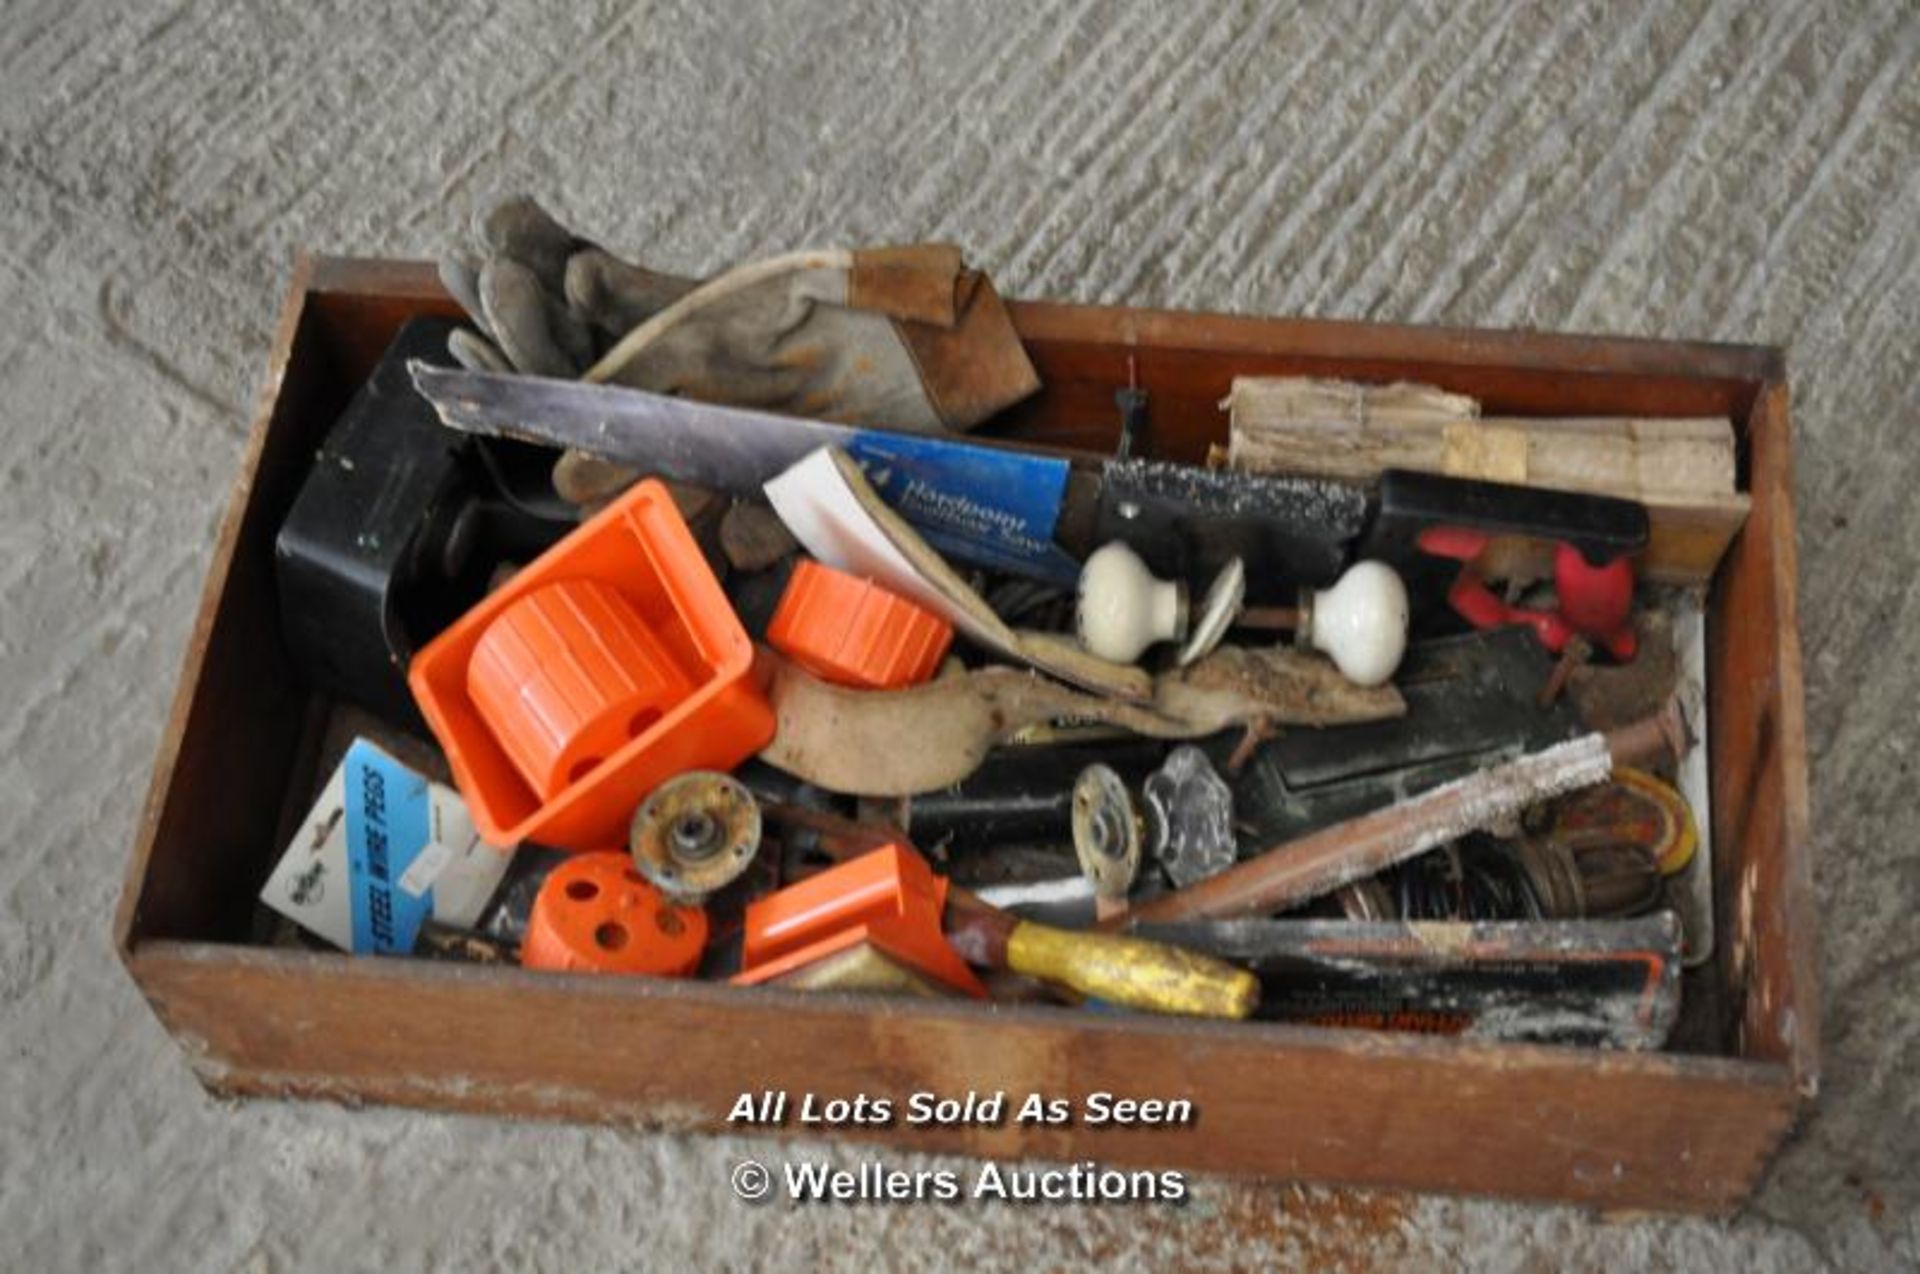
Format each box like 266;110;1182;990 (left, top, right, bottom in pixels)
130;940;1795;1214
114;258;464;952
994;300;1777;462
115;255;331;952
1707;381;1820;1097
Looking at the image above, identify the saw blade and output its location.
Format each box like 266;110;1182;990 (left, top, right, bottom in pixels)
409;363;1082;581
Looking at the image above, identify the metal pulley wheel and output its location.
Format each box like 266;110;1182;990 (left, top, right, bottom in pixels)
630;771;763;902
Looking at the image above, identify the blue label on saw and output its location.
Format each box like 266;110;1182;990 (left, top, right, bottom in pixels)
344;740;435;955
843;431;1082;584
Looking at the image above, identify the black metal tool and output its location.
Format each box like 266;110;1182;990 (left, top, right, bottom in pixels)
1215;627;1585;848
906;742;1165;852
1135;913;1682;1049
1093;458;1366;599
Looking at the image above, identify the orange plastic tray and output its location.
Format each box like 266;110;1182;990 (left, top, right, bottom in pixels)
409;479;775;850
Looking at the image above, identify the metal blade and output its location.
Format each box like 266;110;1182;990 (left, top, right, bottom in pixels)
410;362;852;491
408;362;1084;582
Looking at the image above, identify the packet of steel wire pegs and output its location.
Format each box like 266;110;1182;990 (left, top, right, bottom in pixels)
259;738;511;953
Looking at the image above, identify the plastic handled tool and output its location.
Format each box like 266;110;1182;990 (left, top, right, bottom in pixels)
1361;469;1649;662
903;741;1166;850
410;362;1367;587
755;807;1259;1019
941;891;1259;1019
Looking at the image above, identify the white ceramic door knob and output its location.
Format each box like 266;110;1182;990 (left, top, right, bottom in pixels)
1076;542;1188;663
1301;560;1409;687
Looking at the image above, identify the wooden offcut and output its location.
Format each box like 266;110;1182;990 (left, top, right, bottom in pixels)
1221;376;1751;586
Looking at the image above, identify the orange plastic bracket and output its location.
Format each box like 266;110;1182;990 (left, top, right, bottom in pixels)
409;479;775;850
766;558;954;690
733;842;986;997
522;851;708;976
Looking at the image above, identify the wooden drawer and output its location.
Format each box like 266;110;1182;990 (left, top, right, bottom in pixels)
114;255;1817;1214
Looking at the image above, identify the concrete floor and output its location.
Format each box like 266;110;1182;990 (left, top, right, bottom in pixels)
3;0;1916;1268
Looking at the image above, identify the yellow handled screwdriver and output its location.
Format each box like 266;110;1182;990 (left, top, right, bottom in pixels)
762;801;1258;1020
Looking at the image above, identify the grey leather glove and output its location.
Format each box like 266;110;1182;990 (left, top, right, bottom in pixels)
441;197;1041;511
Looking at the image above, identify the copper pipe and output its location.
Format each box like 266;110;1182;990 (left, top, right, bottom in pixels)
1604;696;1690;769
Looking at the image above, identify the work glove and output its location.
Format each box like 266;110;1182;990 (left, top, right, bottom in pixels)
439;196;696;378
440;196;1041;512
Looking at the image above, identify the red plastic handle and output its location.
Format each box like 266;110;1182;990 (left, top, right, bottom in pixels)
1419;526;1637;661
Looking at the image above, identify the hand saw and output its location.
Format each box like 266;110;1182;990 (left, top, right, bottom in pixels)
409;364;1366;589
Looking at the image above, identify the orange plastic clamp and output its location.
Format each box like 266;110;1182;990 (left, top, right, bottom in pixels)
522;851;708;977
409;479;776;851
732;842;985;997
766;558;954;690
